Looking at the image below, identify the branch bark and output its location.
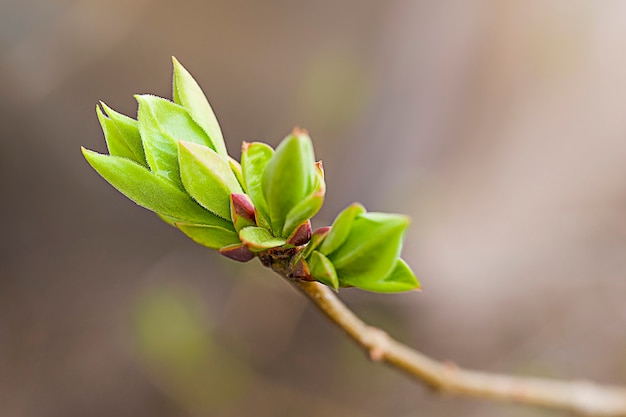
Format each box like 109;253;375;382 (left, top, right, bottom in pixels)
287;279;626;416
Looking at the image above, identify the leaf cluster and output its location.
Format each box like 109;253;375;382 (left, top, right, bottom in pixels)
82;58;419;293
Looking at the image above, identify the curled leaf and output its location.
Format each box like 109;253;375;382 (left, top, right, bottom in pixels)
262;130;316;237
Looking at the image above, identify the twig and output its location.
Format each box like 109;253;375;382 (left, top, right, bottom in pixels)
288;279;626;416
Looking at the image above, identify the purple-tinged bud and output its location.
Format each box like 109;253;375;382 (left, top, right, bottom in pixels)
312;226;331;237
287;220;312;246
219;243;255;262
230;193;256;231
301;226;332;259
290;256;311;279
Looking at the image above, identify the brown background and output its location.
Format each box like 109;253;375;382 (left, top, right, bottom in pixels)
1;1;626;416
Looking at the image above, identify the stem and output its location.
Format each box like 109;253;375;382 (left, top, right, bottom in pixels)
287;279;626;416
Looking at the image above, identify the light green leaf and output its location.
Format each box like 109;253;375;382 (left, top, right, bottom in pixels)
239;226;285;251
328;212;409;285
96;103;147;166
176;223;241;249
262;131;316;237
302;226;330;259
172;57;227;157
241;142;273;227
157;213;178;226
82;148;233;228
308;251;338;290
349;258;420;293
228;157;245;190
319;203;366;256
282;166;326;237
178;141;243;220
136;94;213;186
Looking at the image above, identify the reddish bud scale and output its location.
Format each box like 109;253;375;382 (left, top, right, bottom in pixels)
230;193;256;231
287;220;312;246
219;244;255;262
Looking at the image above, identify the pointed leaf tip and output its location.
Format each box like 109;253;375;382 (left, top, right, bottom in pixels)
172;57;227;157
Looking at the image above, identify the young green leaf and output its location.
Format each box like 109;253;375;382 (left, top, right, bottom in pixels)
319;203;366;256
136;94;213;186
328;212;409;285
172;57;227;157
282;165;326;237
228;157;245;190
178;141;243;220
96;103;147;166
262;131;316;237
239;226;286;251
308;251;339;291
82;148;233;228
347;258;420;293
302;226;331;259
241;142;273;227
175;223;241;249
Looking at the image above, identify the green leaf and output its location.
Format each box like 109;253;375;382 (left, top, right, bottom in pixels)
96;103;147;166
172;57;227;157
228;157;245;191
302;226;331;259
239;226;285;251
175;223;241;249
328;212;409;285
308;251;338;290
349;258;420;293
178;141;243;220
282;164;326;237
241;142;273;227
262;131;316;237
136;94;213;186
82;148;233;228
319;203;366;256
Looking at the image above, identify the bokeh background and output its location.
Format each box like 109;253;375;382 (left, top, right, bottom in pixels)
2;1;626;416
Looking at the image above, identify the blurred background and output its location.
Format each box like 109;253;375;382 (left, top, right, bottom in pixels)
2;1;626;416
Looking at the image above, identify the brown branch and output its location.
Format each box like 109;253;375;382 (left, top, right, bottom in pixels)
287;279;626;416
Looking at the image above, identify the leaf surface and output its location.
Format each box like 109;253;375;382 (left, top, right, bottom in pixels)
136;94;212;186
178;141;242;219
172;57;227;157
82;148;232;228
